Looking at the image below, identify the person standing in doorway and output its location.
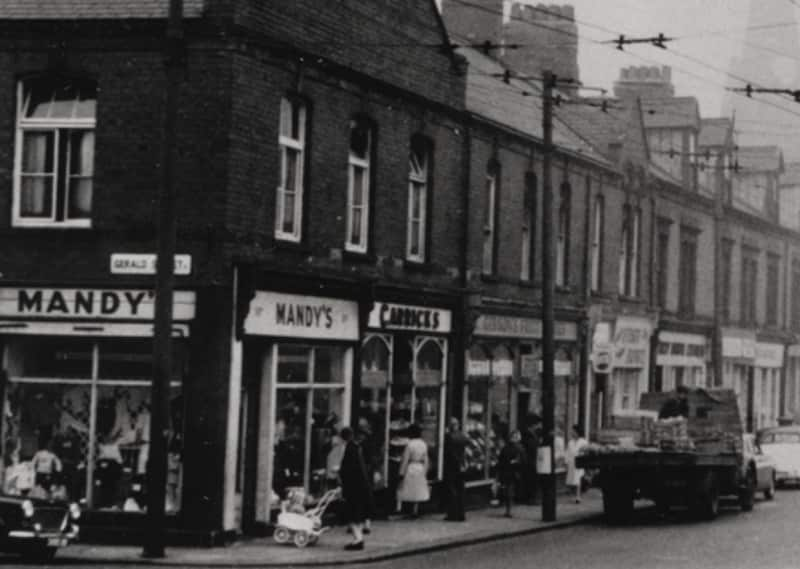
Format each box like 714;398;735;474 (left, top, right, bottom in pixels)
442;417;468;521
396;423;430;518
338;427;371;550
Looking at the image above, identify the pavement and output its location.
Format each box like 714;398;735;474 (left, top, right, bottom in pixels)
57;490;608;567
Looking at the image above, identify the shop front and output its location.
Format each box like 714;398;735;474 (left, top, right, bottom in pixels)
239;289;359;528
0;286;195;515
609;316;653;415
754;341;784;430
359;301;451;511
466;314;579;486
721;328;756;431
654;331;709;392
785;344;800;422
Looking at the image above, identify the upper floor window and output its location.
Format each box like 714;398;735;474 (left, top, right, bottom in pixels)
721;239;733;321
275;97;307;242
655;219;671;307
556;182;571;287
14;77;96;227
678;227;699;316
590;191;604;293
741;248;759;326
792;259;800;330
766;253;780;326
346;118;373;253
520;172;536;281
482;163;499;275
407;136;431;263
619;204;641;297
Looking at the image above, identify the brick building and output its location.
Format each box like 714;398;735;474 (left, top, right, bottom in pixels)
0;0;469;542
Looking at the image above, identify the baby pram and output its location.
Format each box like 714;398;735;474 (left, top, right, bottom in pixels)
273;487;341;548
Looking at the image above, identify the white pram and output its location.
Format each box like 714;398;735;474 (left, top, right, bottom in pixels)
273;487;342;548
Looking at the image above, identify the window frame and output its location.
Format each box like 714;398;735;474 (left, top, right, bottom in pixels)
678;226;699;316
406;136;432;263
13;77;97;228
274;96;307;243
590;193;604;293
721;239;733;322
482;163;499;276
766;253;780;326
345;118;373;254
741;248;759;326
655;219;671;308
521;172;537;281
556;182;571;287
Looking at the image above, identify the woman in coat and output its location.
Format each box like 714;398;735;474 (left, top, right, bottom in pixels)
338;427;371;550
396;423;430;518
565;425;588;503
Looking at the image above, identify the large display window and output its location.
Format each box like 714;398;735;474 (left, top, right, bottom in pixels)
1;337;185;513
358;333;447;491
270;344;348;507
464;344;513;482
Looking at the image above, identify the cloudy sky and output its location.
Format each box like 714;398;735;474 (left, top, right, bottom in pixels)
518;0;800;156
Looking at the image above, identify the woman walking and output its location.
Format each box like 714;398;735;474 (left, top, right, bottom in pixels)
565;425;588;503
497;430;524;517
396;423;430;518
338;426;371;550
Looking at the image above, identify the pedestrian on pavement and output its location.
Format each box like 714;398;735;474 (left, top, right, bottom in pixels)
338;426;371;550
442;417;469;521
520;415;541;504
659;384;690;419
565;425;588;503
355;420;377;534
396;423;430;518
497;430;524;517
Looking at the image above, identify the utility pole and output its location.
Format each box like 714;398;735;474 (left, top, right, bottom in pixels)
143;0;183;559
712;155;725;392
541;70;557;523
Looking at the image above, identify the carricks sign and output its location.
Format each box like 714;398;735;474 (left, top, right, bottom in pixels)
0;288;196;320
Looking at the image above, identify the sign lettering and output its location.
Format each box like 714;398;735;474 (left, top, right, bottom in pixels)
368;302;451;333
0;288;195;321
245;291;359;340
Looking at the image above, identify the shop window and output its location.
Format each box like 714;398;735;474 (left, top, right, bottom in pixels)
463;344;513;482
359;335;391;487
271;344;347;507
614;369;641;412
14;76;96;227
275;97;307;242
1;337;185;513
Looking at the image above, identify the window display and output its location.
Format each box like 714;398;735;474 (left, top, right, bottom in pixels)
271;344;347;508
1;337;185;513
464;344;512;482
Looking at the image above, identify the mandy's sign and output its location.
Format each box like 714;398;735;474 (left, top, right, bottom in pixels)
244;291;359;340
0;288;196;320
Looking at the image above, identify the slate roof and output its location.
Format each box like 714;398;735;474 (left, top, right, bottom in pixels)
458;47;611;168
699;117;733;148
0;0;206;19
736;145;784;173
640;96;700;130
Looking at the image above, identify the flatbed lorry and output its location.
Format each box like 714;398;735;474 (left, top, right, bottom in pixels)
576;388;756;522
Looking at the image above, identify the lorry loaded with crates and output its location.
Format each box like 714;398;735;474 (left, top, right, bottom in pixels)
576;388;758;523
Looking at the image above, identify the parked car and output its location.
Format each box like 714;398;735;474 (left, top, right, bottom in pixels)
743;434;776;500
758;426;800;488
0;493;80;561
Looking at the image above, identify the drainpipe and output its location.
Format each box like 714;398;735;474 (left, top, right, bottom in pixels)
454;114;473;424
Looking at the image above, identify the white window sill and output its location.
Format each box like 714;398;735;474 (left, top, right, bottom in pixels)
13;219;92;229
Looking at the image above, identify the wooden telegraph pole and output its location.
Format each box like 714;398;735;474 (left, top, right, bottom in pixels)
143;0;183;558
541;70;557;523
